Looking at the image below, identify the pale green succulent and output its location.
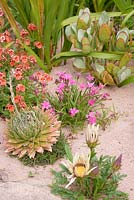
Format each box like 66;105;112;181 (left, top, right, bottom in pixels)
65;8;134;86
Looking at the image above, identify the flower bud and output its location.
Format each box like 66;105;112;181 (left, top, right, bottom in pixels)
86;124;99;148
112;154;122;171
89;165;99;178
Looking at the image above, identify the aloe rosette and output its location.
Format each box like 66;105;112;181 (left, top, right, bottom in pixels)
5;108;61;158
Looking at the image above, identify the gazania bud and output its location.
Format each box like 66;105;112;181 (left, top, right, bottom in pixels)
90;165;99;178
86;124;99;148
112;154;122;171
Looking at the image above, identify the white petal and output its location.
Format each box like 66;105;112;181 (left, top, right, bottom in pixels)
65;177;76;189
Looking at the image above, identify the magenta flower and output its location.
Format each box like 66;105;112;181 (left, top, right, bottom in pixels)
90;86;99;95
88;99;95;106
79;83;86;90
101;92;110;100
86;112;96;125
41;101;51;110
86;74;94;81
56;82;66;94
69;79;76;86
57;72;72;81
87;82;94;88
69;108;79;117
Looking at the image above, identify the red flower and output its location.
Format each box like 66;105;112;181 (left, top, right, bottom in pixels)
0;78;6;86
6;104;14;112
29;55;36;63
12;55;20;63
24;38;30;46
13;69;23;80
34;41;43;49
28;23;37;31
20;29;29;38
20;55;28;64
14;95;24;104
16;84;25;92
18;101;27;109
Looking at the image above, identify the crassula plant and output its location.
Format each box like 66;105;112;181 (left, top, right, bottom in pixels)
65;8;134;86
45;71;115;131
51;124;128;199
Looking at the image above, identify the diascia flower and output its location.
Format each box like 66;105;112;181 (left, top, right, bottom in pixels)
16;84;25;92
28;23;37;31
34;41;43;49
6;104;14;112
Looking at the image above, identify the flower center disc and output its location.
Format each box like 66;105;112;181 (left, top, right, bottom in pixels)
74;164;86;177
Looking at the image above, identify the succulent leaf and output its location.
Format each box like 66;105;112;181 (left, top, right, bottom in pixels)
98;11;110;26
99;24;111;43
101;71;116;85
117;66;131;83
119;52;132;68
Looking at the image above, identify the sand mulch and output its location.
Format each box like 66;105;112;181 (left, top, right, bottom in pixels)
0;63;134;200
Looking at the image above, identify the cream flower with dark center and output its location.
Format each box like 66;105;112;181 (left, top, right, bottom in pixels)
63;153;96;188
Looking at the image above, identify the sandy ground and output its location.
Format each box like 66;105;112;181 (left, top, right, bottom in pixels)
0;63;134;200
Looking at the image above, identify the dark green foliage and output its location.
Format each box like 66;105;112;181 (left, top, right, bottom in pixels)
19;134;67;166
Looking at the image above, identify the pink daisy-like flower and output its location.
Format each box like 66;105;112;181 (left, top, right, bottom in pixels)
41;101;51;110
69;108;79;117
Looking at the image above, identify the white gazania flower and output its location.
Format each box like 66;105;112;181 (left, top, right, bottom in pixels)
86;124;99;148
63;153;96;188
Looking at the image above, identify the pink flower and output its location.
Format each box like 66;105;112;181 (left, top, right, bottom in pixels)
102;92;110;100
57;72;72;81
88;99;95;106
86;74;94;81
87;82;94;88
69;108;79;117
98;83;104;90
69;79;76;85
41;101;51;110
56;82;65;94
90;86;99;95
79;83;86;90
86;112;96;125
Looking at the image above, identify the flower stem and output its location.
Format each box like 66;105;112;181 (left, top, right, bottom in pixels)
8;71;20;116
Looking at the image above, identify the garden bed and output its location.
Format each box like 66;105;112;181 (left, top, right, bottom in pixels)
0;62;134;200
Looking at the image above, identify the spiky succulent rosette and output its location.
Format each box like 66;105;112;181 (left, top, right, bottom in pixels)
5;108;61;158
